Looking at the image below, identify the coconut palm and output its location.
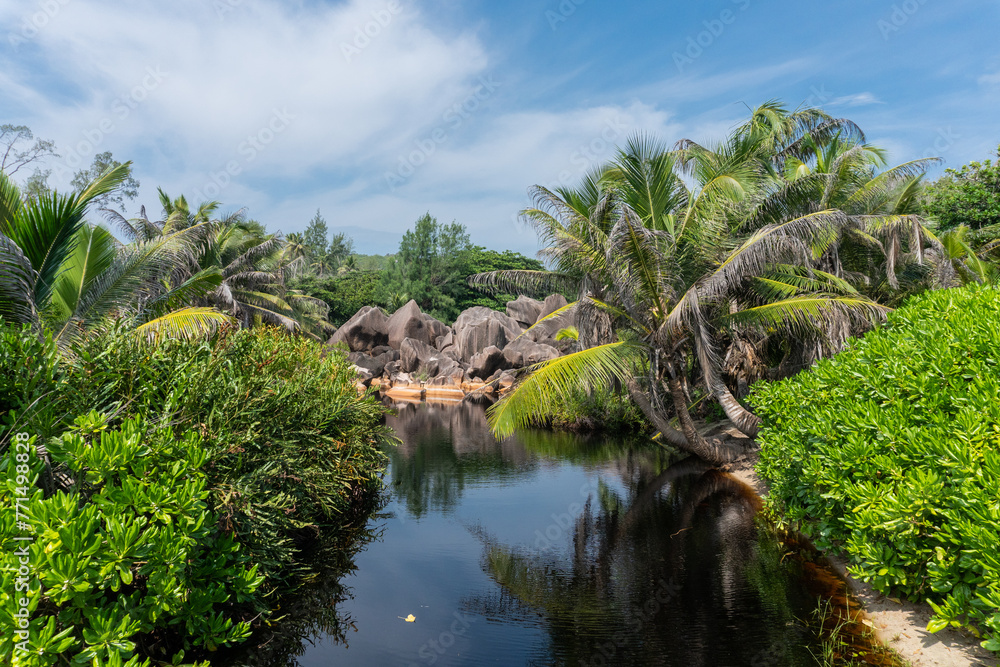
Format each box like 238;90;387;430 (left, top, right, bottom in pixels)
115;200;332;338
0;165;229;344
475;117;891;464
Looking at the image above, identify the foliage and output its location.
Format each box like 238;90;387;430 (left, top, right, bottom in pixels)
290;270;384;326
70;152;141;209
380;213;543;322
0;124;57;177
302;209;330;259
57;324;391;583
0;319;391;664
115;197;331;338
479;105;907;462
0;168;233;345
752;285;1000;653
0;413;262;666
523;381;650;434
380;213;472;321
922;144;1000;230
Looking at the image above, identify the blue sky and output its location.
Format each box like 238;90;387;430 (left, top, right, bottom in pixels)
2;0;998;255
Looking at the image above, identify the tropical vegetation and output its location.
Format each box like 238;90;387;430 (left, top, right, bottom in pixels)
0;319;389;666
476;102;998;465
753;285;1000;652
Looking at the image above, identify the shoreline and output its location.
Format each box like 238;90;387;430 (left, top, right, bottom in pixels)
727;451;999;667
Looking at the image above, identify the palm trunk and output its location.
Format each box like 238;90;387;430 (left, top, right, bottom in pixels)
710;380;761;438
626;377;746;467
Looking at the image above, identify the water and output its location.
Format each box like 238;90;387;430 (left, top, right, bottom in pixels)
245;401;885;666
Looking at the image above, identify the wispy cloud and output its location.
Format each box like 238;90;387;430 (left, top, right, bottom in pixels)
829;92;884;107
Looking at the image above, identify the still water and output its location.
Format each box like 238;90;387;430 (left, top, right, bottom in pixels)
281;401;869;666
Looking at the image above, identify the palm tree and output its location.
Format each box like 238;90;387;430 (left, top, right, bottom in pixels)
114;199;333;338
0;165;229;344
474;110;891;465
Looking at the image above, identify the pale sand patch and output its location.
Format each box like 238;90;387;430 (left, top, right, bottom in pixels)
723;446;999;667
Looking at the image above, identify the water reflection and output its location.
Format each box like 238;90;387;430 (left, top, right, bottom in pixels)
467;461;822;666
243;402;895;667
385;402;538;517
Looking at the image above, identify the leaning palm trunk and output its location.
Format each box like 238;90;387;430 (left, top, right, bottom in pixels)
625;377;748;466
710;379;761;438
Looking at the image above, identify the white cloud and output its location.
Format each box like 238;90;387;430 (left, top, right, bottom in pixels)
829;92;884;107
2;0;487;184
978;72;1000;88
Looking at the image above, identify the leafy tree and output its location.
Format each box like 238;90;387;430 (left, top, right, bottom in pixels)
114;197;332;339
0;164;228;345
922;144;1000;230
454;246;544;311
21;168;52;203
381;213;473;321
0;123;57;176
303;209;330;258
70;151;140;209
327;231;354;268
291;270;385;325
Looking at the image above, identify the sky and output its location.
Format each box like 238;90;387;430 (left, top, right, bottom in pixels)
1;0;998;256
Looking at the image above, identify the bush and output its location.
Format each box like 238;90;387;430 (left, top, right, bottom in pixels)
1;412;262;666
530;384;650;434
59;324;391;583
752;285;1000;653
0;321;391;664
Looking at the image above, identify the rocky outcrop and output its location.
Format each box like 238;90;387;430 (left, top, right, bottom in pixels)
468;345;506;380
453;307;522;362
328;306;389;352
332;297;574;401
502;336;560;367
387;300;435;348
506;295;543;329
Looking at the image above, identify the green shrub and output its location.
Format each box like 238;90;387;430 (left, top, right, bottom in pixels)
0;321;391;664
1;412;262;666
59;324;391;583
752;285;1000;653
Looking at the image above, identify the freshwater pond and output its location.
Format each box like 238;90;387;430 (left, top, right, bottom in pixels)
242;401;888;666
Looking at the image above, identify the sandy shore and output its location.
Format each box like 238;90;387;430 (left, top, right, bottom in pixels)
727;452;999;667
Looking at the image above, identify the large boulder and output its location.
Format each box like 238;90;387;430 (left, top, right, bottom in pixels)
386;300;435;349
435;330;454;351
537;294;569;320
327;306;389;352
453;307;522;362
468;345;506;380
506;295;543;329
422;314;451;343
502;336;560;367
528;294;574;342
399;337;439;374
348;350;397;377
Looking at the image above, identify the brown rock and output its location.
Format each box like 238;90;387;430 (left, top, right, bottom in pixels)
506;295;543;328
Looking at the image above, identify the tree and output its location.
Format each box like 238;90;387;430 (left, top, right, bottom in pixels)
922;145;1000;231
381;213;473;321
0;164;229;344
70;151;140;209
475;108;894;465
327;231;354;267
114;199;333;339
303;209;330;258
0;124;57;176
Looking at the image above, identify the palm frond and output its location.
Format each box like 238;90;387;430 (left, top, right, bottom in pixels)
487;341;644;439
134;306;234;343
467;270;576;297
